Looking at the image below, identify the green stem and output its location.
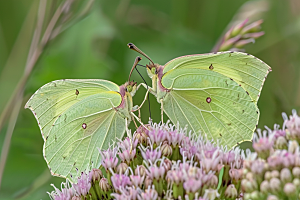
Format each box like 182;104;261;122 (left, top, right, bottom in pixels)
153;179;164;196
171;145;181;161
92;181;102;199
188;192;195;200
0;93;23;189
173;183;184;199
107;171;112;186
89;185;98;200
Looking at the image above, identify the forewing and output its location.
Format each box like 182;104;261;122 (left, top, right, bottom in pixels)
163;52;271;103
161;68;258;148
25;79;120;141
43;92;125;180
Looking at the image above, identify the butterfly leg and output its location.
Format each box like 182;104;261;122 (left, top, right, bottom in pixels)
131;114;138;129
131;112;148;130
137;83;156;96
125;118;132;138
132;88;150;113
138;108;141;119
160;99;164;122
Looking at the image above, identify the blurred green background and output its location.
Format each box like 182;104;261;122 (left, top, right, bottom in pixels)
0;0;299;199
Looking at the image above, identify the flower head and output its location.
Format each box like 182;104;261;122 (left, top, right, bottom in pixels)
147;121;169;146
111;173;132;191
48;180;75;200
72;172;91;196
98;147;118;171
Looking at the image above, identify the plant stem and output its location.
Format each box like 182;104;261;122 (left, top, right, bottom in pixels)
0;91;23;189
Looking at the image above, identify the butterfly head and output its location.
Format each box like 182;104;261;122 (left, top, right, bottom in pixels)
146;63;160;78
125;81;137;96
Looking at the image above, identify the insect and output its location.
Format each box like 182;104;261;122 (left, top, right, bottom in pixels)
25;58;143;180
128;43;271;148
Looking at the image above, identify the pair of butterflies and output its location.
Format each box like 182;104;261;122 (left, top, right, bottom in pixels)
25;43;271;180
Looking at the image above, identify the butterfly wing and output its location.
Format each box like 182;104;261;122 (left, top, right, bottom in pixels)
163;51;271;103
25;79;125;179
161;68;259;148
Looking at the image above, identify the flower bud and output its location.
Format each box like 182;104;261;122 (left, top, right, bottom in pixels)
205;175;218;188
163;158;172;171
241;19;263;34
280;168;292;184
234;38;255;48
99;178;111;192
116;162;128;174
260;180;269;194
134;125;149;146
203;189;220;200
292;167;300;178
90;168;103;184
229;168;243;182
241;179;257;193
264;171;272;180
224;184;237;199
284;183;296;197
231;19;249;37
269;178;281;193
135;165;147;177
288;140;299;154
293;178;300;187
274;136;288;149
242;31;265;39
246;172;254;180
267;195;279;200
250;159;266;176
271;170;279;178
161;142;173;157
244;193;251;200
219;35;241;51
144;176;152;189
250;191;260;200
268;156;282;170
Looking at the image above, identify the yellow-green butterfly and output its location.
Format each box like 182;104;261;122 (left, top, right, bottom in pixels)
128;43;271;148
25;58;142;180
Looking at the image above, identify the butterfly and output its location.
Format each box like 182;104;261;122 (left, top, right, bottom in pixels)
128;43;271;148
25;58;143;180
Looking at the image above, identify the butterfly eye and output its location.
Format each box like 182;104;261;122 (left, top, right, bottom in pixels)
127;85;133;92
151;67;156;74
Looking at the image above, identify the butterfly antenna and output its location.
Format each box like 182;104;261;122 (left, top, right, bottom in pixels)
127;43;154;65
129;57;142;82
137;64;146;68
134;65;152;119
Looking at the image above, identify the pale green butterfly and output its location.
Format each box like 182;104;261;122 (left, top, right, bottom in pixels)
25;58;143;180
128;43;271;148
